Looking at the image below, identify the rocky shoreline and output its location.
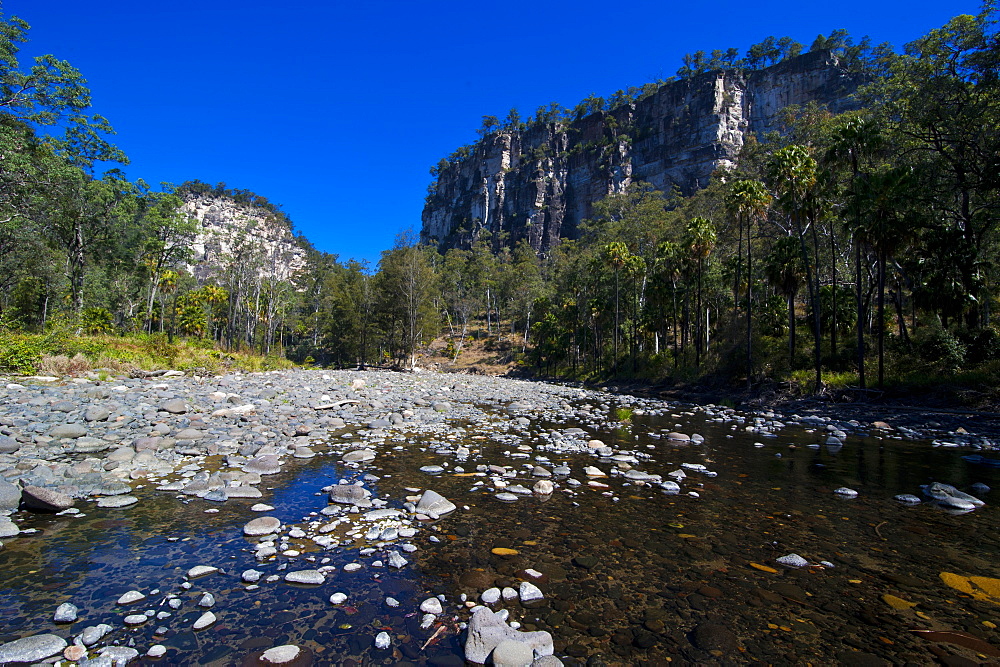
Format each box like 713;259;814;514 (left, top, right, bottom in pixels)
0;368;993;665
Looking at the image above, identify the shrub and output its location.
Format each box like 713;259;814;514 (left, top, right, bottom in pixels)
957;326;1000;366
915;323;966;371
0;333;42;373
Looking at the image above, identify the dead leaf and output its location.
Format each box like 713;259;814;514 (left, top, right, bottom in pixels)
883;593;917;610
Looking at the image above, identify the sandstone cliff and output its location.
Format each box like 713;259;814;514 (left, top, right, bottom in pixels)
180;193;307;283
421;50;862;254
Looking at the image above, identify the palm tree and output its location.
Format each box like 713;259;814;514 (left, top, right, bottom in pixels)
768;145;822;392
683;217;716;367
826;115;883;389
604;241;630;370
655;240;684;366
849;166;918;388
726;179;771;382
764;236;807;369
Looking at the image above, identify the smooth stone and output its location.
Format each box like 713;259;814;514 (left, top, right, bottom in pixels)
99;646;140;664
492;639;534;667
834;487;858;498
464;607;553;664
97;495;138;508
342;449;376;463
415;489;457;516
495;493;518;502
532;480;554;495
49;424;87;439
225;486;262;498
187;565;219;579
0;481;20;510
147;645;167;658
0;634;69;663
124;614;148;625
519;581;543;602
244;455;282;475
420;597;444;614
21;485;74;512
80;623;113;646
481;588;502;604
193;611;216;629
0;435;20;454
261;645;301;663
329;485;371;505
244;517;281;536
284;570;325;585
242;569;262;583
64;645;87;661
85;407;111;422
0;518;19;538
666;432;690;441
117;590;146;604
198;593;215;607
161;398;187;414
329;593;348;604
374;631;390;650
53;603;79;623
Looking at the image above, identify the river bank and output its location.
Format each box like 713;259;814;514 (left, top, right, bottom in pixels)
0;368;997;665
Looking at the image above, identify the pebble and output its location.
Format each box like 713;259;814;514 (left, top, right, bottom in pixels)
193;611;216;629
117;590;146;605
53;602;79;623
260;645;301;663
187;565;219;579
776;553;809;567
285;570;326;585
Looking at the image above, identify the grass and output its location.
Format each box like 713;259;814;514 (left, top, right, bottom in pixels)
0;329;298;377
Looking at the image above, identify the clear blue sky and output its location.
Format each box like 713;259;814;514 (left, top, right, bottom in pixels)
7;0;981;266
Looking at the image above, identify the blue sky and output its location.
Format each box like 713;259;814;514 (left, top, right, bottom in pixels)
8;0;981;266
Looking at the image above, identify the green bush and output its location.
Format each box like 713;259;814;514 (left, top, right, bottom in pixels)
957;326;1000;366
0;333;43;373
915;323;966;371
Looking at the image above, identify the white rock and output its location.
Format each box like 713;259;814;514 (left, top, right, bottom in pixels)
420;597;443;614
193;611;216;629
519;581;543;602
117;590;146;605
776;553;809;568
374;631;390;650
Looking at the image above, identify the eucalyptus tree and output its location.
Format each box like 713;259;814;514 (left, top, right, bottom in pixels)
867;5;1000;327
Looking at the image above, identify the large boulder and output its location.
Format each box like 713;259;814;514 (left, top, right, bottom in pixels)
0;634;68;663
21;485;74;512
464;607;553;664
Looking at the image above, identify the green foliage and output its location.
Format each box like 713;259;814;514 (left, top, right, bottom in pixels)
915;323;967;371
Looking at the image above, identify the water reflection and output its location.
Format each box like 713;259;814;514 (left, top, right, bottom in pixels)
1;405;998;665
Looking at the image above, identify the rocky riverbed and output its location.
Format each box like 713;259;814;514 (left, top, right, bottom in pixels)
0;368;998;666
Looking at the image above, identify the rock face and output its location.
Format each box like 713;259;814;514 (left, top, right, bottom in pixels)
179;192;307;283
422;50;862;254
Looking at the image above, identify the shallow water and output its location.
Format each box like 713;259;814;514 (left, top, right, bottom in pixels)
2;402;999;666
